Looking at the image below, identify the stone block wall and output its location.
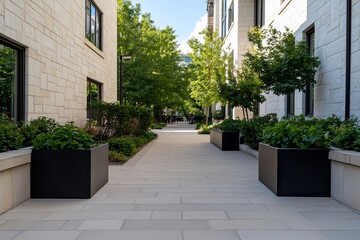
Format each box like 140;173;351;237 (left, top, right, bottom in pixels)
0;0;117;125
259;0;360;119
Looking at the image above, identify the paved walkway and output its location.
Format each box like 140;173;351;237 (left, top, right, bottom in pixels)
1;123;360;239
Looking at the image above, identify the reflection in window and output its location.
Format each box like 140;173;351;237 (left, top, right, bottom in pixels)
305;28;315;116
287;91;295;116
87;80;102;119
228;1;234;30
85;0;102;49
0;41;24;121
221;0;227;37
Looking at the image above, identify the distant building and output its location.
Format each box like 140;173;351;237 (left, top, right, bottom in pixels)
0;0;117;125
208;0;255;119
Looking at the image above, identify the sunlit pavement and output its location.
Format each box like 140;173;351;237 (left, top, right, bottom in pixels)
1;122;360;240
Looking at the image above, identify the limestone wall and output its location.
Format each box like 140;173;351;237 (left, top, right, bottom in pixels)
0;0;117;125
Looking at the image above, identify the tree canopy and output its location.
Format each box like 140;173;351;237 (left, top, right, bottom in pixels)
244;26;320;96
117;0;188;112
187;29;228;126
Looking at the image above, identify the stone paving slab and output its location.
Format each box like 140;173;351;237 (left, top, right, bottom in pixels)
1;122;360;239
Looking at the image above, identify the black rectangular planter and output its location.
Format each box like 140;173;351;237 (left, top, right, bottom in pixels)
31;143;109;199
210;128;239;151
258;143;330;197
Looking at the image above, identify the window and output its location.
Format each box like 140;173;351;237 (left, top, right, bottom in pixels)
228;1;234;30
87;79;102;119
0;39;25;121
286;92;295;116
305;28;315;116
255;0;265;26
221;0;227;37
85;0;102;49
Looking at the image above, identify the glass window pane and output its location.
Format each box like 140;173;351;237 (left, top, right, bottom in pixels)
96;10;100;48
0;44;17;119
91;5;96;43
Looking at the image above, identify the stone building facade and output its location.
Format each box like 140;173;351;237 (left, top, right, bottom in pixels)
260;0;359;119
209;0;255;119
209;0;359;120
0;0;117;125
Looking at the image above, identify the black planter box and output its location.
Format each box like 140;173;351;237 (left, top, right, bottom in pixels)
258;143;330;197
31;143;109;199
210;128;239;151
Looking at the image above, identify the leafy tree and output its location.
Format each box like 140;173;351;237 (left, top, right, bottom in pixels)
244;26;320;95
117;0;189;114
219;67;265;120
187;29;228;126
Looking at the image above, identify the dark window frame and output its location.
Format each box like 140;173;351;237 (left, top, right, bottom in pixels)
86;78;102;119
85;0;102;50
221;0;227;37
0;38;25;122
286;92;295;117
228;1;234;30
255;0;265;26
305;27;315;116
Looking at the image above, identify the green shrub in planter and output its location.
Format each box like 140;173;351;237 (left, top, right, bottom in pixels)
0;115;23;153
109;137;136;156
198;125;215;134
33;124;95;150
263;115;330;149
21;117;58;147
213;110;224;120
216;119;241;132
195;123;203;130
240;113;278;149
333;123;360;151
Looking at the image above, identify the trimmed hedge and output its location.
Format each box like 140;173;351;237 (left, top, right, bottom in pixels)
89;101;152;140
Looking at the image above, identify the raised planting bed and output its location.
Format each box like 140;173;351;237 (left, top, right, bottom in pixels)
258;143;330;197
0;148;31;214
210;128;239;151
330;148;360;211
31;143;108;199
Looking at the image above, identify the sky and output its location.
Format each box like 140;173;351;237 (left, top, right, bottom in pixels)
130;0;207;53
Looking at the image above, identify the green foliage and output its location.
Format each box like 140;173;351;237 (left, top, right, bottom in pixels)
213;110;224;120
216;119;242;132
117;0;189;110
333;123;360;152
188;29;228;126
195;123;203;130
108;132;157;163
109;150;128;164
109;137;137;157
219;67;265;120
198;125;214;134
244;26;320;95
240;113;278;149
0;115;23;152
33;124;95;150
20;117;58;147
89;101;152;139
262;115;330;149
151;123;167;129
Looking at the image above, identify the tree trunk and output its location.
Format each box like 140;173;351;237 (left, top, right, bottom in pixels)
245;108;249;121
